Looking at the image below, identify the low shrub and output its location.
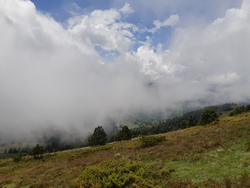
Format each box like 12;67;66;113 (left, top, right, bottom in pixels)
139;135;166;148
72;158;155;188
12;154;23;162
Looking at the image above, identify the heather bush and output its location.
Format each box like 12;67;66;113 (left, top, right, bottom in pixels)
72;158;156;188
139;135;165;148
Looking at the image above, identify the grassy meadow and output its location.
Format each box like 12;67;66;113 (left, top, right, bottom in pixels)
0;113;250;187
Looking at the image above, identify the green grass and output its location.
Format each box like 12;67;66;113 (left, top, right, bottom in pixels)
171;145;250;180
0;153;20;159
0;113;250;187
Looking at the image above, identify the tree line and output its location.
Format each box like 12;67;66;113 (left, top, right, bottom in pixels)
87;105;223;146
5;103;247;160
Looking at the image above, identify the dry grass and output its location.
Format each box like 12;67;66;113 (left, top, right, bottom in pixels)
0;113;250;187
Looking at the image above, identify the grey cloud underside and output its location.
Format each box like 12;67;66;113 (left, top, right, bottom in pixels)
0;0;250;143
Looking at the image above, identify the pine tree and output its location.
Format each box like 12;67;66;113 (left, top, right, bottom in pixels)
199;108;219;125
88;126;107;146
187;115;195;127
32;144;44;159
117;126;132;141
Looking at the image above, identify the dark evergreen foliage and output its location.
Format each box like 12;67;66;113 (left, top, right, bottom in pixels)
212;103;235;111
32;144;44;159
44;136;61;153
229;105;250;116
131;109;203;136
116;126;132;141
20;146;31;154
88;126;107;146
8;148;13;154
198;108;219;125
130;103;235;136
12;148;18;154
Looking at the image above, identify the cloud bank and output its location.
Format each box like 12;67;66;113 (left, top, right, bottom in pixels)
0;0;250;143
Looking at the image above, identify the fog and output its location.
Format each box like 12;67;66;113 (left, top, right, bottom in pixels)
0;0;250;144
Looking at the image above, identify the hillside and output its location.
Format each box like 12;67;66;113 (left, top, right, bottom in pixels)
0;113;250;187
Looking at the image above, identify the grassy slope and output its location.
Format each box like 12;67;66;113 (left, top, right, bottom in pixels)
0;113;250;187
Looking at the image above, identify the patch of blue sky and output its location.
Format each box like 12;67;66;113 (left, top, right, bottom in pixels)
71;0;113;12
151;26;174;50
30;0;61;11
30;0;69;22
131;26;174;52
95;46;120;61
31;0;114;22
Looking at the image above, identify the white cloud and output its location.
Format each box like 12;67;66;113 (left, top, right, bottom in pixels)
1;0;250;143
150;14;179;33
0;0;160;142
206;72;240;85
119;3;134;15
133;42;183;80
164;0;250;101
68;4;137;53
112;0;243;25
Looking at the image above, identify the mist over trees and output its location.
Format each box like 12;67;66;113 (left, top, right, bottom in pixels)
130;103;234;136
1;103;246;155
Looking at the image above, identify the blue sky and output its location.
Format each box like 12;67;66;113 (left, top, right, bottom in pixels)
31;0;114;22
30;0;243;50
30;0;242;24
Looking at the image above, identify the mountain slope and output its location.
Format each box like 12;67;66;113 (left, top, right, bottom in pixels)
0;113;250;187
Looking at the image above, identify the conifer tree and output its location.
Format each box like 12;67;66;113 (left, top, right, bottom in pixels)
199;108;218;125
32;144;44;159
88;126;107;146
117;126;132;141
